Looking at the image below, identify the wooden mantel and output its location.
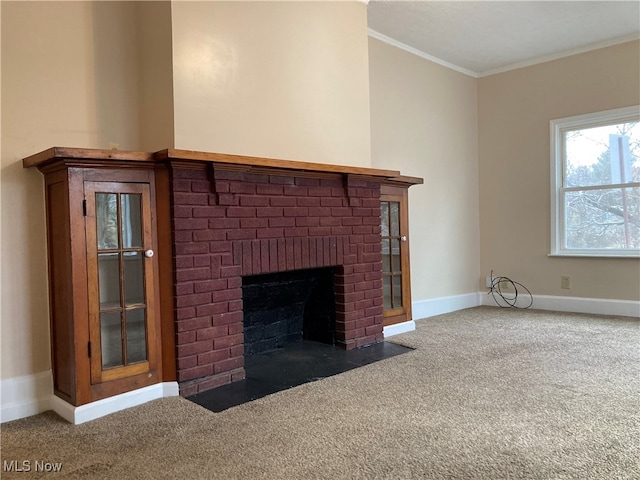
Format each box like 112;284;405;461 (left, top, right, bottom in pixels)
23;147;424;186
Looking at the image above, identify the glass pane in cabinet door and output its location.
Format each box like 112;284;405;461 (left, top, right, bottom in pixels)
381;202;389;236
390;202;400;236
121;194;142;248
391;239;401;272
96;193;118;249
382;239;391;273
383;276;392;310
98;253;121;309
392;275;403;308
125;308;147;364
101;311;123;369
123;252;144;305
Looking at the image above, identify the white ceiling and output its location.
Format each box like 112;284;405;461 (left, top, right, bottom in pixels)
367;1;640;77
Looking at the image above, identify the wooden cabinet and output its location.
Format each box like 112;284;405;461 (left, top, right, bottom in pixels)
380;184;413;327
25;149;165;406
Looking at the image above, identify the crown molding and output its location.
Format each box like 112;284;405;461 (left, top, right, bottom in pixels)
369;28;640;79
367;28;479;78
478;33;640;77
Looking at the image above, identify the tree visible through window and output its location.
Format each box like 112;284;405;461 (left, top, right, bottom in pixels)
551;106;640;256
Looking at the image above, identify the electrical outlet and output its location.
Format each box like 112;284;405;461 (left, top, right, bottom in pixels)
561;276;571;289
485;276;493;288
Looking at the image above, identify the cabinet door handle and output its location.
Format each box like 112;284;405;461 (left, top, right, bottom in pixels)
400;236;407;242
144;249;155;258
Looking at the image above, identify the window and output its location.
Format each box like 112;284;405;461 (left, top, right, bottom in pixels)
550;106;640;257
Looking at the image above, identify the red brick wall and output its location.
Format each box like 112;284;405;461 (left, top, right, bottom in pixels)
170;163;383;396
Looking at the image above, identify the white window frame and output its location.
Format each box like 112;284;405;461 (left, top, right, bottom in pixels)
550;105;640;258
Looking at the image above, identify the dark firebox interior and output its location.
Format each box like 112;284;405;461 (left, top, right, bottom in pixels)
242;267;336;356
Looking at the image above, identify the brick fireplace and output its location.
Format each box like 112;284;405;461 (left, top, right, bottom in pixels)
169;160;391;396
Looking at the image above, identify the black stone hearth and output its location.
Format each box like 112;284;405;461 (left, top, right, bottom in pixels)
188;340;412;412
242;268;336;356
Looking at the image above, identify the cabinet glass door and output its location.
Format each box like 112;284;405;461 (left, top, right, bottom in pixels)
381;200;403;310
85;182;157;384
380;186;412;326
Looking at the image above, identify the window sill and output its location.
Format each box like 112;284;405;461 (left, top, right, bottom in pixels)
548;253;640;259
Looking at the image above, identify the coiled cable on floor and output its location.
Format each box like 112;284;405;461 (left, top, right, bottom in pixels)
487;270;533;309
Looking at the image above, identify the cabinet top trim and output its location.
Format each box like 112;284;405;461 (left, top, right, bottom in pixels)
22;147;154;168
23;146;423;185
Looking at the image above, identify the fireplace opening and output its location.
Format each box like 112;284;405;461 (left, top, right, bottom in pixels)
242;267;336;357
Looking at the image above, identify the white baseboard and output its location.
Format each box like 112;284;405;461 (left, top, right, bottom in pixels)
0;371;53;424
383;320;416;337
51;382;180;425
481;293;640;317
412;293;482;320
411;292;639;320
1;373;179;425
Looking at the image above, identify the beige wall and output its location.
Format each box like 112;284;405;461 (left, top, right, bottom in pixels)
369;38;480;301
137;1;175;152
171;1;372;167
478;40;640;300
1;1;145;379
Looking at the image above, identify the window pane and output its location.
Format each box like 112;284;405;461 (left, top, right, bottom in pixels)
101;312;123;369
565;187;639;249
126;308;147;364
565;122;640;188
98;253;121;309
96;193;118;249
121;194;142;248
123;252;144;305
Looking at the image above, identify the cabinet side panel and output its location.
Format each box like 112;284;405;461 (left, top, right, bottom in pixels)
155;167;177;381
46;179;75;403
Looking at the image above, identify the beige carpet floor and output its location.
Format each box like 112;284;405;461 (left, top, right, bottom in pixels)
2;306;639;479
